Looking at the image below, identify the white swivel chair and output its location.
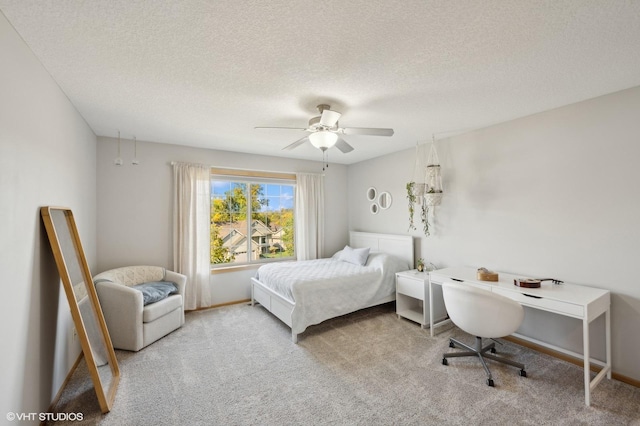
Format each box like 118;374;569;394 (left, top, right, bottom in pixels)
441;281;527;387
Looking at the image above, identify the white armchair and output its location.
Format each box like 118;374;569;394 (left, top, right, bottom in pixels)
93;265;186;352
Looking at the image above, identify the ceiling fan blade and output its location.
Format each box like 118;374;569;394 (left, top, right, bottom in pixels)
335;137;354;153
282;136;309;151
342;127;394;137
319;109;341;127
255;126;307;130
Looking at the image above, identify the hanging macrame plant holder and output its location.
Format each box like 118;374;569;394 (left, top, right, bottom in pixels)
410;143;428;199
424;141;443;206
420;138;444;236
407;143;428;231
406;138;442;237
406;137;443;237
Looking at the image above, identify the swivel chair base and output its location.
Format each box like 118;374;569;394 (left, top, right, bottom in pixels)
442;336;527;387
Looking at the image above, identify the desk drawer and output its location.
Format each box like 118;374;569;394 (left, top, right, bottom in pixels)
492;287;583;318
397;276;424;300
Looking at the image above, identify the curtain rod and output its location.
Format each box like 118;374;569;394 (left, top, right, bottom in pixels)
170;163;323;178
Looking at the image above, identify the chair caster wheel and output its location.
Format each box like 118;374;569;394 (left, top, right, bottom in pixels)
520;370;527;377
442;358;448;366
490;347;496;354
449;340;455;348
486;379;494;387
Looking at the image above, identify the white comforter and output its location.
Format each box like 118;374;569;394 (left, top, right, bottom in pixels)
255;252;409;334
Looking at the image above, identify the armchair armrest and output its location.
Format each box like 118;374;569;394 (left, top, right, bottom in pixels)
164;270;187;298
95;281;144;351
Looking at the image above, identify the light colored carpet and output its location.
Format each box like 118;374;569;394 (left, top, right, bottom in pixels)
50;302;640;425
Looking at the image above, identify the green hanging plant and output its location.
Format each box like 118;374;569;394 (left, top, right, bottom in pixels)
406;182;416;231
421;198;430;237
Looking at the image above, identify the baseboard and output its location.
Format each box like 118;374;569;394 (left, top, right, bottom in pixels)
504;335;640;388
186;299;251;312
42;351;84;425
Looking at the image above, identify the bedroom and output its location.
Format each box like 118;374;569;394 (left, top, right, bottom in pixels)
1;1;640;424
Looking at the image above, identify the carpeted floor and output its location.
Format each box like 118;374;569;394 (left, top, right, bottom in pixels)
50;302;640;425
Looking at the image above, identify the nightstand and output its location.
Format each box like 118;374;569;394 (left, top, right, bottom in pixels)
395;269;447;328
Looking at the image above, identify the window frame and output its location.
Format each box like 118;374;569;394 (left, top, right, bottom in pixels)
210;168;296;272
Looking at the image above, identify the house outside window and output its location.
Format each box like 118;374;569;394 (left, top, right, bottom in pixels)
210;169;295;268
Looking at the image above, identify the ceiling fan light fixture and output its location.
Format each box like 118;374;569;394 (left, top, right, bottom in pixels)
309;131;338;150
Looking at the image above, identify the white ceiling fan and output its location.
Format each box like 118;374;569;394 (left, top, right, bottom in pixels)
255;104;394;153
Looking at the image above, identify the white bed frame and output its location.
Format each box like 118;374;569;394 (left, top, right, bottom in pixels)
251;231;414;343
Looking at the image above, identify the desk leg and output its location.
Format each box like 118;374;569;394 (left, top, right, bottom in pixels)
583;318;591;406
606;308;612;380
429;279;434;337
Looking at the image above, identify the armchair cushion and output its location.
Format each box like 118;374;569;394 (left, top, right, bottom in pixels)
143;295;182;323
132;281;178;305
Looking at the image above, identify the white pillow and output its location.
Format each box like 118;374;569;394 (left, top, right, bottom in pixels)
339;245;370;266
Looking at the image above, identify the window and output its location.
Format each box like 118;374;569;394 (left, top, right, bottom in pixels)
210;169;295;268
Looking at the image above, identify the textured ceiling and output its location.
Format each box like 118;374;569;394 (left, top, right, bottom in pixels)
2;1;640;164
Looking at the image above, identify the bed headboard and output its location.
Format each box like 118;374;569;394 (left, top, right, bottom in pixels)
349;231;414;269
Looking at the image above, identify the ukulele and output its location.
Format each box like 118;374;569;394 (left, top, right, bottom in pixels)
513;278;564;288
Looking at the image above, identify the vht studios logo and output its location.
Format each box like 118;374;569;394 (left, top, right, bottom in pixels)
6;412;84;422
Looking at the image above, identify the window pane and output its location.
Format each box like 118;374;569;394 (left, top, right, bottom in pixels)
252;183;295;260
265;184;281;197
281;191;294;209
211;178;295;265
211;181;248;264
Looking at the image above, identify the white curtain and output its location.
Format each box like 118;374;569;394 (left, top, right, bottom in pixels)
172;162;212;310
295;173;325;260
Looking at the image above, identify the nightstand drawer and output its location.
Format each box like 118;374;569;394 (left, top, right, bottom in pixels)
397;276;424;300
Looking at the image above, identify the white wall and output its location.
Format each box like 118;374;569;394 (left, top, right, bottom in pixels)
96;139;348;304
348;86;640;381
0;13;97;421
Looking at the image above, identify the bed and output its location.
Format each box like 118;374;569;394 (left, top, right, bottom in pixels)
251;231;414;342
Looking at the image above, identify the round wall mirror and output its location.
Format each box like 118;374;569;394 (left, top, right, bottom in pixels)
378;192;392;209
370;203;379;214
366;187;377;201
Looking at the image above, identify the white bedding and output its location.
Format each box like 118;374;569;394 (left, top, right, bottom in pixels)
255;251;409;334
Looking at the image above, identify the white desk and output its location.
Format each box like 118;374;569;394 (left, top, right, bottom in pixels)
428;267;611;406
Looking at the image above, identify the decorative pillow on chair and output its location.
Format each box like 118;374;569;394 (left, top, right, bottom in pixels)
339;245;370;266
132;281;178;306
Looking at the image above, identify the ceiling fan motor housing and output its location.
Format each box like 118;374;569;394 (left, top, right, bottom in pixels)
308;116;337;130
